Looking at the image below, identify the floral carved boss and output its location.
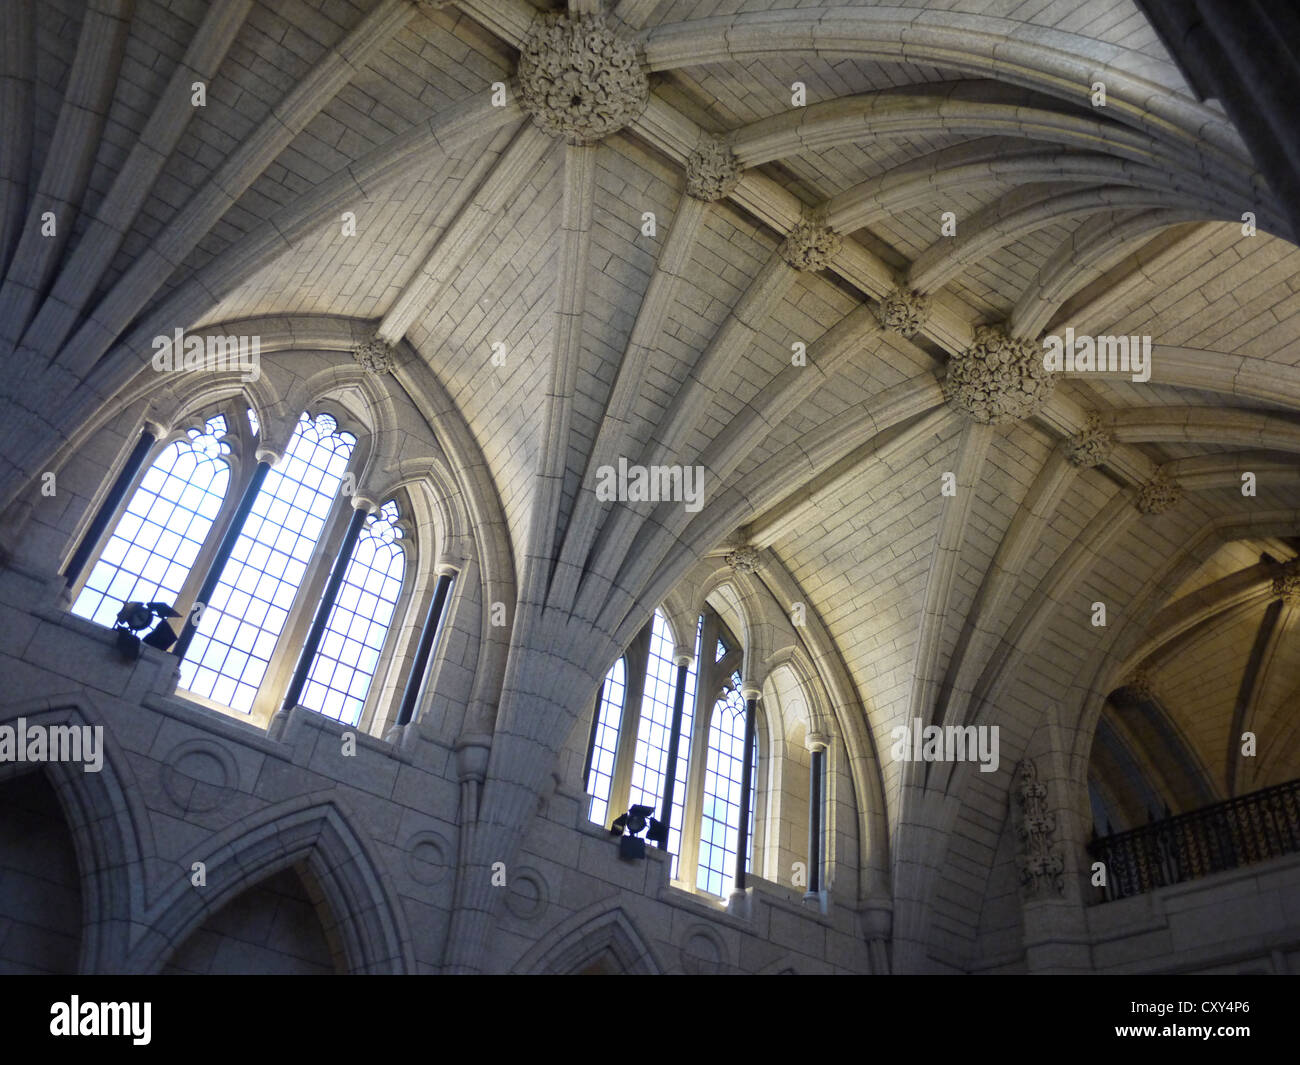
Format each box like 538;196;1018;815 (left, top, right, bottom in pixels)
518;14;649;145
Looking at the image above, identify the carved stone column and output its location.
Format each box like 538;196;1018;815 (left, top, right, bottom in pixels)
1012;758;1091;972
1013;759;1064;900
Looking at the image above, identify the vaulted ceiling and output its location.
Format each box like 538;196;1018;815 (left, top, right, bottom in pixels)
4;0;1300;957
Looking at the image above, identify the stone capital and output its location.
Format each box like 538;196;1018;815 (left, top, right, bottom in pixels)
1135;470;1181;515
352;334;396;375
725;545;760;574
1114;667;1155;705
1273;559;1300;604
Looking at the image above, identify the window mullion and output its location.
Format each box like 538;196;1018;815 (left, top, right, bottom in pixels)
582;680;605;787
656;654;691;848
733;689;759;895
677;612;717;887
807;740;826;898
394;568;454;728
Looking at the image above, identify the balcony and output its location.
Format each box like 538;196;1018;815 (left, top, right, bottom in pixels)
1088;779;1300;902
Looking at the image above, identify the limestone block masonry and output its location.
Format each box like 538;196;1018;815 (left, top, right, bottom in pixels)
0;568;869;974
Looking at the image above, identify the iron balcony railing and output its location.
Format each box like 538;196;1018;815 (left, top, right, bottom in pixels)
1087;778;1300;902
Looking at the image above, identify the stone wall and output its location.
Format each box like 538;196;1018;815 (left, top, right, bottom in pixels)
0;565;871;974
1086;855;1300;974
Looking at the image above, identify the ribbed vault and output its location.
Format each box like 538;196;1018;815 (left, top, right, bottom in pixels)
2;0;1298;973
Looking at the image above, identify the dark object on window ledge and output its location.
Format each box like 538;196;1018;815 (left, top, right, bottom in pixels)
113;601;181;660
610;804;662;861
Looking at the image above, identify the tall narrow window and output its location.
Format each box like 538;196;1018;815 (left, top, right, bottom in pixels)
627;611;701;870
180;412;355;713
697;670;757;898
71;414;231;627
628;613;681;810
580;605;773;897
586;658;626;828
299;500;406;725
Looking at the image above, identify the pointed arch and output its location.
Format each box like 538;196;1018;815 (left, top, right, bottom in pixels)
0;696;151;974
131;794;413;975
513;902;662;975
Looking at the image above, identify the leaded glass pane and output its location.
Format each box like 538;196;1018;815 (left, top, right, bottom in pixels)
72;415;231;628
180;412;354;713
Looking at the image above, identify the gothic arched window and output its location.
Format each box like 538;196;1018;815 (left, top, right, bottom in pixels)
67;403;414;728
180;411;357;712
583;605;758;898
585;657;627;829
697;670;758;897
627;611;700;875
299;500;406;726
71;413;232;628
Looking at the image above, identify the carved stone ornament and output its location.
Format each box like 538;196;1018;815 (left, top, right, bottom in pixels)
517;14;648;145
1011;759;1065;900
725;545;760;574
1064;410;1114;468
1114;667;1155;706
875;286;930;338
780;217;842;272
1135;469;1181;515
685;136;742;202
943;325;1055;425
411;0;456;10
1273;559;1300;604
352;335;395;375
